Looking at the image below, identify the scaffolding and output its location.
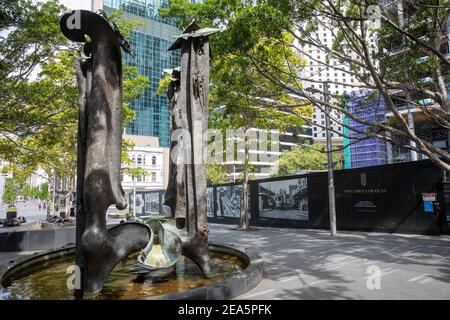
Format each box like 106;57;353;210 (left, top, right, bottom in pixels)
344;90;388;169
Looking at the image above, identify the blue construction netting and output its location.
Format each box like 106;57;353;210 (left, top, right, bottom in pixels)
344;90;388;169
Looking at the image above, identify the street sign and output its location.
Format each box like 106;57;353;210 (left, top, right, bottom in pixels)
422;193;436;202
424;201;434;213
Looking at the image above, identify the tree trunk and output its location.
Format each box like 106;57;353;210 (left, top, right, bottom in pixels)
64;177;75;218
47;174;53;218
240;128;250;229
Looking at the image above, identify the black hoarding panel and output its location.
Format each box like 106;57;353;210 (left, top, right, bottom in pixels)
376;166;416;233
413;162;442;235
335;170;382;232
206;187;215;218
207;160;444;235
307;174;329;229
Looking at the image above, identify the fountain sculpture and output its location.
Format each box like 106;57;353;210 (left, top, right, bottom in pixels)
162;22;220;276
60;10;152;297
59;10;220;297
0;10;262;301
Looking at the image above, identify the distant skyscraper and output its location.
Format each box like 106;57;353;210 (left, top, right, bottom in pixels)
94;0;181;147
295;16;379;145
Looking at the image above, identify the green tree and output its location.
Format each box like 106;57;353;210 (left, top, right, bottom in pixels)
272;143;342;177
38;183;49;201
207;163;229;185
2;178;18;205
0;3;150;215
167;0;450;173
0;0;71;138
161;1;313;229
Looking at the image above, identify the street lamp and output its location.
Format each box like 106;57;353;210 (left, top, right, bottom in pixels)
324;83;337;236
306;84;337;236
132;162;136;219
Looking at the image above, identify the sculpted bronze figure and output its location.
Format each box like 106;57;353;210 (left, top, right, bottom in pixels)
164;22;220;276
60;10;151;297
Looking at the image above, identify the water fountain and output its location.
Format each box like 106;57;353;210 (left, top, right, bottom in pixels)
0;10;262;300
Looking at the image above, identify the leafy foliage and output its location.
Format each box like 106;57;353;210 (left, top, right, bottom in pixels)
2;178;18;205
0;1;150;184
207;163;229;185
272;143;342;176
160;0;314;229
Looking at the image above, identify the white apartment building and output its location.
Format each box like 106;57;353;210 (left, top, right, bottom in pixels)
296;17;379;145
121;134;170;193
221;127;313;181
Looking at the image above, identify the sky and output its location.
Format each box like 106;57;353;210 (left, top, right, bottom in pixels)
47;0;92;10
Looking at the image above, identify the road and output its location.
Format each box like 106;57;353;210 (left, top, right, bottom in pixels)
1;200;125;231
0;200;47;223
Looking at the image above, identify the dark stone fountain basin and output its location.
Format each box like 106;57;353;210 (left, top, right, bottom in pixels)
0;243;262;300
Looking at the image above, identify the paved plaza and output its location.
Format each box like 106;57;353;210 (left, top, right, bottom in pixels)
208;224;450;300
1;223;450;300
0;200;47;224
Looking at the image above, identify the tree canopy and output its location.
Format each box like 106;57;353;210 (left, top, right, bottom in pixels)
0;2;150;183
272;143;342;176
161;0;450;173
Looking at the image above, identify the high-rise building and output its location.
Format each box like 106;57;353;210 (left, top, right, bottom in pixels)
93;0;181;148
379;0;450;163
296;23;358;145
295;16;379;145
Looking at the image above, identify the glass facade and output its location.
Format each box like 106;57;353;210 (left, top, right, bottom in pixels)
104;0;182;147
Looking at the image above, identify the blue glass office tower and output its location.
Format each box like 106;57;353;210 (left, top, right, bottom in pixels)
101;0;181;147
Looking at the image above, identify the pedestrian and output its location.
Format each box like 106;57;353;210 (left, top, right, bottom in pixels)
38;203;41;211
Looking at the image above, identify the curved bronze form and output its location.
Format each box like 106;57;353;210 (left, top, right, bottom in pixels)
165;22;220;276
60;10;151;297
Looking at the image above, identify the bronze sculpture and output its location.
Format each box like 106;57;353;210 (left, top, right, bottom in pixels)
60;10;151;297
164;22;220;276
60;10;218;297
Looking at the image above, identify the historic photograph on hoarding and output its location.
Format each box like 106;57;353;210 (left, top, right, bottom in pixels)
145;192;160;215
217;185;241;218
216;185;251;218
207;188;214;217
129;193;144;216
258;178;308;221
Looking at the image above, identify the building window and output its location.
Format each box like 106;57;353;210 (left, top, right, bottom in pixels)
151;172;157;182
152;156;156;165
